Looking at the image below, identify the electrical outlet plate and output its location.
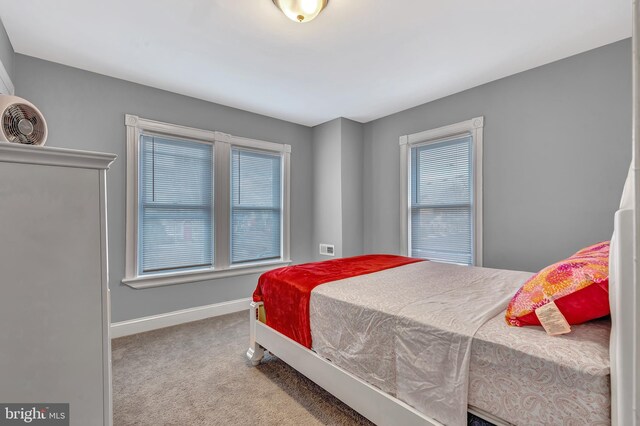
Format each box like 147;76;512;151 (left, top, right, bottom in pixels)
319;243;335;256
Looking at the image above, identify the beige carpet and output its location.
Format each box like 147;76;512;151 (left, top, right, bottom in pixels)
112;311;373;426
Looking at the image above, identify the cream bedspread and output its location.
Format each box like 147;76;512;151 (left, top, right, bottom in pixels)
309;261;533;426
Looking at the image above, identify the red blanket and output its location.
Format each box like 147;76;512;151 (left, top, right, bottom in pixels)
253;254;422;348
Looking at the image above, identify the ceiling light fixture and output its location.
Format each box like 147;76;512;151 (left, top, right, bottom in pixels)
273;0;329;23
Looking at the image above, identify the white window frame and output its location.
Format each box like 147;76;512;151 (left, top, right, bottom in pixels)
399;116;484;266
123;114;291;289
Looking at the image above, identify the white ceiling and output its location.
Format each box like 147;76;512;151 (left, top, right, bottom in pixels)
0;0;631;126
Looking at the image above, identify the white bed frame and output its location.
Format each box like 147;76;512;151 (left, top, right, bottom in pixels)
247;3;640;424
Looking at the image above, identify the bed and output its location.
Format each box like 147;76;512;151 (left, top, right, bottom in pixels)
249;258;611;425
309;261;611;426
247;4;639;425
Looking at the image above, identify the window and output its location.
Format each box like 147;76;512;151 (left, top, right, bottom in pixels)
123;115;291;288
400;117;483;266
139;135;214;274
231;148;282;264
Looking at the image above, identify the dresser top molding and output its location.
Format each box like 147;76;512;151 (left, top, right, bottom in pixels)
0;142;116;170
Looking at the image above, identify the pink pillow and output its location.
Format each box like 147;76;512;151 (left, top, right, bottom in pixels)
505;242;610;327
572;241;610;258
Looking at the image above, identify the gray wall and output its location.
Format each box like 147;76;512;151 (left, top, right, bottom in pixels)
341;118;364;257
0;17;14;91
312;118;343;258
363;39;632;273
312;117;365;259
10;38;631;321
13;54;314;322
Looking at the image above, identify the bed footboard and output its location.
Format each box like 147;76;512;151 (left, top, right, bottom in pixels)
247;301;265;366
247;302;442;425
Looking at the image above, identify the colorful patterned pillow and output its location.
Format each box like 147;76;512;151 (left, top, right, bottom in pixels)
505;242;610;327
572;241;610;258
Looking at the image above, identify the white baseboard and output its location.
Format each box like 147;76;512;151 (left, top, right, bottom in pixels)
110;297;251;339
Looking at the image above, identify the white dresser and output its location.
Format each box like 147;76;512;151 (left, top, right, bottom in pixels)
0;143;116;426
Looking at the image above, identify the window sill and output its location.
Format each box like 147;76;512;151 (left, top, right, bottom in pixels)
121;259;292;289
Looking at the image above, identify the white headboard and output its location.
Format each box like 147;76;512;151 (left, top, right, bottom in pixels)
609;170;635;425
610;2;640;424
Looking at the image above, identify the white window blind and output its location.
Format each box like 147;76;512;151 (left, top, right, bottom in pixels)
410;134;473;265
231;148;282;264
139;135;214;274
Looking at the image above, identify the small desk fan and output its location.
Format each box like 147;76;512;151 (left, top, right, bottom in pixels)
0;95;48;146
